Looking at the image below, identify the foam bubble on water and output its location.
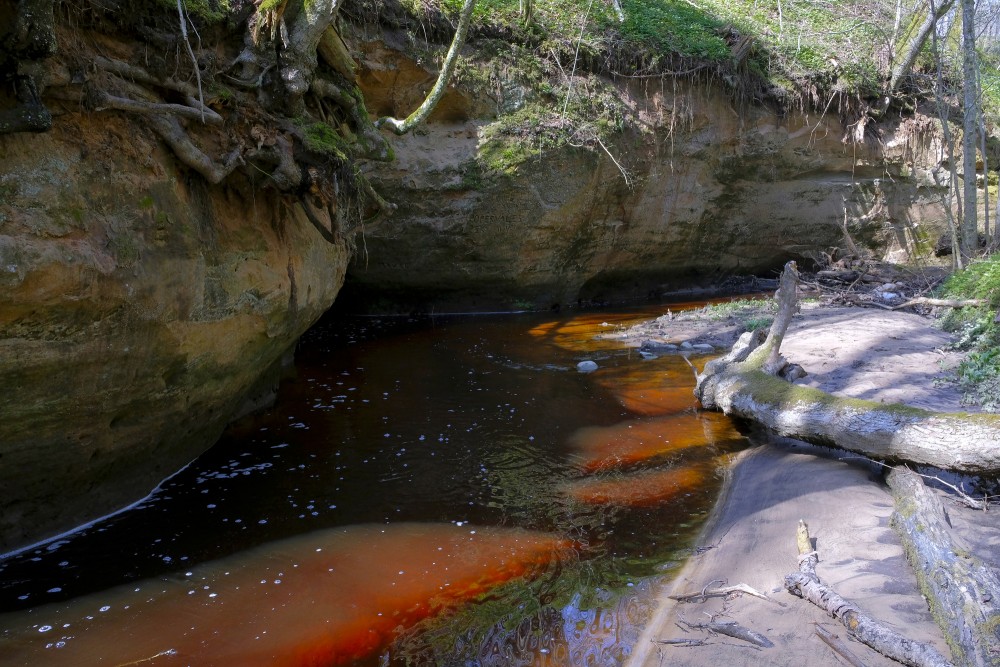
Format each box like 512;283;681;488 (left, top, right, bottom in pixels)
47;587;62;593
38;625;52;633
99;605;110;612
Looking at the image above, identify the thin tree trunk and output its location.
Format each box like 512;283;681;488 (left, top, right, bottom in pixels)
888;0;957;97
930;0;964;270
375;0;476;135
961;0;980;261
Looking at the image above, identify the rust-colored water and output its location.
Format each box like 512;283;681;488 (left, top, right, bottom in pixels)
561;467;706;507
0;302;750;666
0;524;570;666
569;412;742;472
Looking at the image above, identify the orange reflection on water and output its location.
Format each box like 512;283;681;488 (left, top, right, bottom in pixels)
561;467;704;507
0;524;570;667
527;314;652;354
592;361;702;416
569;412;740;473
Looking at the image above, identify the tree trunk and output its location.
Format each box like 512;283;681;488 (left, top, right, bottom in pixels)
888;0;957;98
929;0;964;270
375;0;476;135
887;467;1000;667
694;262;1000;474
961;0;979;262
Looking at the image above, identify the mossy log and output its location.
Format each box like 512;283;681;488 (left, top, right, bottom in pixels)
887;467;1000;667
694;262;1000;474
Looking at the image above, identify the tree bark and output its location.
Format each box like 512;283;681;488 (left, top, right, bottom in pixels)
887;467;1000;667
694;262;1000;474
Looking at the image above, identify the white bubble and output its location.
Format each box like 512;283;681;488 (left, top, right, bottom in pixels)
38;625;52;633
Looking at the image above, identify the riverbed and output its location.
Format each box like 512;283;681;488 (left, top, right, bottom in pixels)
0;303;751;665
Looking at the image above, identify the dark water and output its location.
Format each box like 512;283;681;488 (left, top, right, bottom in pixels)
0;304;749;666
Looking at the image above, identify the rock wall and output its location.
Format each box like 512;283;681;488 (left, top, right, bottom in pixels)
0;114;350;553
344;43;954;312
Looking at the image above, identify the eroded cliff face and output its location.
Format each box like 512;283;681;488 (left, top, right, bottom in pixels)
0;12;956;554
344;41;951;311
0;115;350;552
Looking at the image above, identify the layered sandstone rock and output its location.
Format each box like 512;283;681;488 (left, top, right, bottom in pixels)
345;43;951;312
0;116;349;552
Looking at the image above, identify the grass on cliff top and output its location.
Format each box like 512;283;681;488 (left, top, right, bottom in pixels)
939;252;1000;412
427;0;891;98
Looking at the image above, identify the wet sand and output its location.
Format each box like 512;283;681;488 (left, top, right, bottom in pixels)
626;305;999;667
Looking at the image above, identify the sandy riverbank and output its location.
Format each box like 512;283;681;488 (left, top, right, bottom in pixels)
622;304;1000;667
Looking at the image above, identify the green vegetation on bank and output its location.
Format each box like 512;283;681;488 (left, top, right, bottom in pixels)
940;253;1000;412
425;0;894;98
388;0;932;176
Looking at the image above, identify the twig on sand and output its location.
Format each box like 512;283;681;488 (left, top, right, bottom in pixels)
678;618;774;648
652;638;707;647
815;623;870;667
669;582;772;603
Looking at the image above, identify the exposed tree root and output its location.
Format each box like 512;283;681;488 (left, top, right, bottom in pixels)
92;56;201;100
94;90;223;125
147;115;243;184
311;76;391;160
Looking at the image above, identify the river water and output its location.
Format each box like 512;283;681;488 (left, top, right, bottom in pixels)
0;303;750;666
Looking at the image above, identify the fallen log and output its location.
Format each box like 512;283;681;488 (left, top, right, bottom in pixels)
887;467;1000;667
694;261;1000;474
785;520;955;667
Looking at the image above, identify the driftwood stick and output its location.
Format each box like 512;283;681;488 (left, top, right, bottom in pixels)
669;582;772;603
680;619;774;648
887;466;1000;667
785;522;955;667
890;297;984;310
652;638;708;647
815;623;870;667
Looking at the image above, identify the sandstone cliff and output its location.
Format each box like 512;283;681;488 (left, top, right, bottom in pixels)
346;38;954;311
0;115;350;552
